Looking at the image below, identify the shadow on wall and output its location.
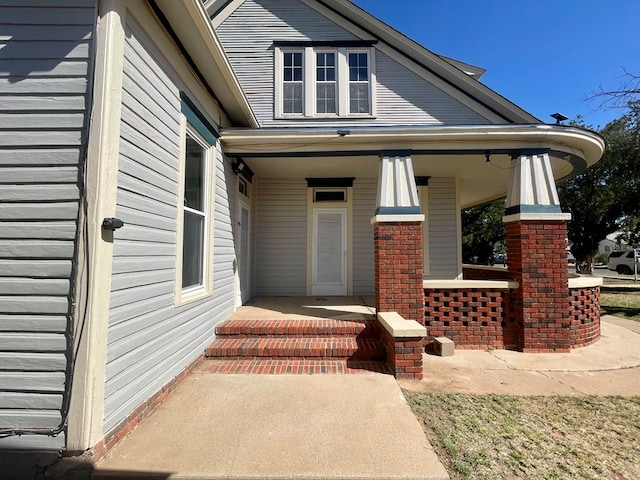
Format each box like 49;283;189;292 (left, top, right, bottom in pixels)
0;16;93;81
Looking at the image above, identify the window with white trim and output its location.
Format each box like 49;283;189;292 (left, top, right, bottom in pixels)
181;131;208;291
282;51;304;114
275;46;375;118
176;95;219;304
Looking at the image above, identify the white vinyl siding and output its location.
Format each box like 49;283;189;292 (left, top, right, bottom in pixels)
352;178;376;295
104;18;234;433
427;178;461;279
216;0;490;127
0;0;95;451
254;179;307;295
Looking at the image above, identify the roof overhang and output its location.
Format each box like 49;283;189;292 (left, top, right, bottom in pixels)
220;124;605;208
151;0;257;127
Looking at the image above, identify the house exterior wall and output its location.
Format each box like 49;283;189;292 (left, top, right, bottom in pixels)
254;178;308;296
0;0;96;450
103;15;236;433
252;176;461;295
352;178;376;295
427;178;461;280
215;0;490;127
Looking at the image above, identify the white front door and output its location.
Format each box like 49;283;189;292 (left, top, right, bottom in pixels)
235;200;251;306
312;208;347;296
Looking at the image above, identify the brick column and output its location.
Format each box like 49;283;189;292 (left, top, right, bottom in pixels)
374;221;424;323
506;220;570;352
503;150;573;352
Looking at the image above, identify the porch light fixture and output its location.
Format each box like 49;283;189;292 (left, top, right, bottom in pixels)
485;151;491;163
550;112;569;125
232;158;246;175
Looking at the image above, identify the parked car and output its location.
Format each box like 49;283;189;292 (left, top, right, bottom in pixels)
607;249;640;275
493;253;507;265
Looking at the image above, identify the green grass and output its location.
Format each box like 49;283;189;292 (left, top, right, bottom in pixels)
406;392;640;480
601;292;640;321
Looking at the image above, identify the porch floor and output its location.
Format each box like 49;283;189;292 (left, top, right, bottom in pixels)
227;295;377;321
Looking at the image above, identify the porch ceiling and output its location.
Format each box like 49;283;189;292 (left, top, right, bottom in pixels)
221;124;605;208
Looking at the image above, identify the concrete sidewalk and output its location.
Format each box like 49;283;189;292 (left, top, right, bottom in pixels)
401;316;640;396
94;374;449;480
94;316;640;479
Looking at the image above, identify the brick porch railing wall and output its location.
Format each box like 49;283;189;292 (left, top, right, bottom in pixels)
462;265;509;280
424;288;519;350
569;286;601;348
380;328;426;380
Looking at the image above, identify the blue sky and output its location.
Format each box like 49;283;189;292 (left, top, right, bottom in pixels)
350;1;640;129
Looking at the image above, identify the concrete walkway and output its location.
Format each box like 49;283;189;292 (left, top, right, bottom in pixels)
94;374;448;480
94;316;640;479
401;316;640;396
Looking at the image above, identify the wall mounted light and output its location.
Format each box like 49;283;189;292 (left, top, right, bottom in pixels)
232;158;246;175
485;151;491;163
102;218;124;231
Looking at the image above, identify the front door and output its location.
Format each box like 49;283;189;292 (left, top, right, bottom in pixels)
312;208;347;295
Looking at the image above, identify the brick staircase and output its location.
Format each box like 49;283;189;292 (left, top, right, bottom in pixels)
202;318;392;374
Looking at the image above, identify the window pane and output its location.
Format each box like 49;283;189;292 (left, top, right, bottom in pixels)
182;211;204;288
283;83;303;114
184;136;204;211
348;53;368;81
316;83;336;114
350;84;370;114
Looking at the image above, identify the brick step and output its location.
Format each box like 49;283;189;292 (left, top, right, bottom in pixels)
204;336;386;361
198;359;393;375
215;318;378;338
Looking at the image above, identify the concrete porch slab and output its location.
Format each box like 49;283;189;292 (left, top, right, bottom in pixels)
94;374;449;480
228;296;376;321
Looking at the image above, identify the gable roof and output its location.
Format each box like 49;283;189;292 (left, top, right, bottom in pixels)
205;0;540;124
152;0;257;127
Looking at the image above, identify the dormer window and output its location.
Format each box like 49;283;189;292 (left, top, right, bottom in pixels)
274;43;376;119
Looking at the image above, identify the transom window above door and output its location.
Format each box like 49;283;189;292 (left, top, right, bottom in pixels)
275;43;376;119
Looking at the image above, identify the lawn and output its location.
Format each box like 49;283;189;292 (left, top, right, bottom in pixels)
406;392;640;480
601;292;640;321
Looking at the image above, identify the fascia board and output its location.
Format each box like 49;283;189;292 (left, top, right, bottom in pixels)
220;125;605;168
315;0;540;124
154;0;257;127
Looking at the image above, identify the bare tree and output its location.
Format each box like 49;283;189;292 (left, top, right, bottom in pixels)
590;69;640;109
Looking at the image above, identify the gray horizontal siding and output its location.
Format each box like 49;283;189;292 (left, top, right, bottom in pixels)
427;178;460;279
104;18;236;434
353;178;376;295
254;179;307;295
216;0;489;127
0;0;95;450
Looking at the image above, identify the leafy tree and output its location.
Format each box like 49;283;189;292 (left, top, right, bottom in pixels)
461;199;506;265
559;102;640;273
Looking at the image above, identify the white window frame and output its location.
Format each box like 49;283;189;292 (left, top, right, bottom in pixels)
175;120;215;305
275;46;376;119
346;49;372;116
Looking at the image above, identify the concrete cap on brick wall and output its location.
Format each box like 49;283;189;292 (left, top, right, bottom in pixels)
378;312;426;338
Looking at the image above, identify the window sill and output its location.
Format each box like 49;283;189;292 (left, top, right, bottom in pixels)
275;114;376;120
175;287;212;307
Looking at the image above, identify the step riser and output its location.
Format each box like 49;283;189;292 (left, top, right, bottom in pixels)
207;319;386;365
205;343;385;361
215;319;379;339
